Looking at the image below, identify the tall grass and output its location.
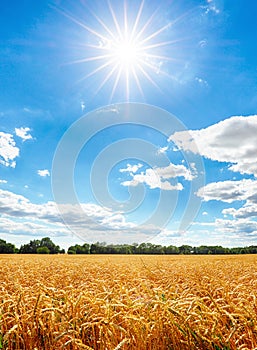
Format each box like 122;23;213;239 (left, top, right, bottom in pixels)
1;254;257;349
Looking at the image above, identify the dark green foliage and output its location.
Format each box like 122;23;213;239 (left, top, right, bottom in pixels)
19;237;61;254
0;239;15;253
1;236;257;255
37;246;50;254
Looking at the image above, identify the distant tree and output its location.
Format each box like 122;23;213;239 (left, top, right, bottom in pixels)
20;239;41;254
40;237;60;254
19;237;61;254
76;243;90;254
229;247;240;254
0;239;16;253
90;242;108;254
131;243;138;254
67;247;76;254
164;245;179;254
178;245;192;255
248;246;257;254
67;243;90;254
37;246;50;254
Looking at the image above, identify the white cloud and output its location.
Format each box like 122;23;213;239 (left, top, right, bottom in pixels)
158;146;168;154
197;179;257;203
223;203;257;219
0;179;7;184
197;179;257;221
121;162;193;191
120;163;143;174
155;163;194;181
0;132;19;167
122;168;184;191
215;218;257;237
169;115;257;177
37;169;50;177
0;189;159;243
15;127;33;142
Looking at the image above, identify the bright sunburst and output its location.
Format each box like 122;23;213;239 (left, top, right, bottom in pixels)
58;1;181;100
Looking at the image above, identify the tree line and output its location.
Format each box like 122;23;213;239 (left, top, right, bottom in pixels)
1;237;257;255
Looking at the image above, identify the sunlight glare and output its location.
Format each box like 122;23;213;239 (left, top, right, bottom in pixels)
59;0;178;100
114;40;139;68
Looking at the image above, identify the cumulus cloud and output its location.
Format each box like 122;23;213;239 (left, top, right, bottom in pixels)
223;204;257;219
197;178;257;222
215;218;257;237
0;132;19;167
169;115;257;177
0;189;158;242
156;163;194;181
15;127;33;141
120;163;143;174
196;179;257;203
0;179;7;184
121;162;193;191
122;168;183;191
37;169;50;177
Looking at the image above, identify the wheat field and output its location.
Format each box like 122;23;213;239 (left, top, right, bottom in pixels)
1;254;257;349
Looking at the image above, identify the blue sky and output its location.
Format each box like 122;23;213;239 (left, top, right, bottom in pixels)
1;0;257;249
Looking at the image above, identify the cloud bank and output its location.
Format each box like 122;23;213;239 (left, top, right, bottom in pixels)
169;115;257;243
170;115;257;177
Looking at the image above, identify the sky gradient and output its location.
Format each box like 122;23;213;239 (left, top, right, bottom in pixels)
1;0;257;249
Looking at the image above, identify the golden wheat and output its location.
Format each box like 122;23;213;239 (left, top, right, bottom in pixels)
1;254;257;349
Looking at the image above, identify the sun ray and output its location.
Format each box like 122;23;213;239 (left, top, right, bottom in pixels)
140;22;172;45
74;57;117;87
131;66;144;98
91;13;117;41
65;54;113;65
82;59;116;80
130;0;145;40
124;1;128;40
110;66;122;101
57;0;189;100
134;8;159;43
95;63;119;95
137;63;161;91
125;67;130;100
52;5;109;43
108;1;123;39
143;37;189;50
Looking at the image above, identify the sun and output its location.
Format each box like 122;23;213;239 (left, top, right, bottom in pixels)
114;40;139;68
56;1;177;100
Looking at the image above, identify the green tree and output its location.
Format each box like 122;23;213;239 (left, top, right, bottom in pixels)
37;246;50;254
164;245;179;254
40;237;60;254
20;239;41;254
19;237;61;254
178;245;192;255
0;239;16;253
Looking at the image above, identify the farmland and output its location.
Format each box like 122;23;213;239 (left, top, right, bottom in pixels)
1;254;257;349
